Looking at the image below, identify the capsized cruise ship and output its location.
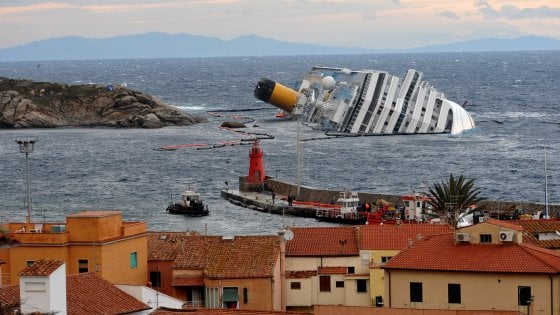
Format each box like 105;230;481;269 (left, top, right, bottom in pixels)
254;67;475;135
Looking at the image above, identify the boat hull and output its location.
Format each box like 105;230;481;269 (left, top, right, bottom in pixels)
166;203;209;216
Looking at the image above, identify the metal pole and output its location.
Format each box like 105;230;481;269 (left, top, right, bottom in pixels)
25;150;31;223
544;146;549;219
16;139;36;224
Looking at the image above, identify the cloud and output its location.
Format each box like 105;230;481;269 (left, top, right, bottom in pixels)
436;10;459;20
476;1;560;20
500;4;560;19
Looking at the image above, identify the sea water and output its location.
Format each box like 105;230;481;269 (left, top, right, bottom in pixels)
0;52;559;235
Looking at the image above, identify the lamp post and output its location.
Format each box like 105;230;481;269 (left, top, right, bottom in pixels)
16;139;36;224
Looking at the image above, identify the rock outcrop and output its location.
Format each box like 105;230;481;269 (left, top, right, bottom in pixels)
0;77;205;128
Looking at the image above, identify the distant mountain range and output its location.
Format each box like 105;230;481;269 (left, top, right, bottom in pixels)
0;32;559;61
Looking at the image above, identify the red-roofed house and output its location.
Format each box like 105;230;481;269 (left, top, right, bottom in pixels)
3;259;151;314
148;233;283;312
360;224;452;307
284;226;369;309
382;220;560;314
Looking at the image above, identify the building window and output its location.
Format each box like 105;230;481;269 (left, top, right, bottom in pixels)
222;287;239;309
356;279;367;293
243;287;248;304
347;266;355;274
78;259;88;273
130;252;138;268
290;282;301;290
320;276;331;292
518;286;532;306
381;256;392;264
335;281;345;288
26;260;35;267
448;283;461;304
205;287;219;308
410;282;423;302
150;271;161;287
480;234;492;243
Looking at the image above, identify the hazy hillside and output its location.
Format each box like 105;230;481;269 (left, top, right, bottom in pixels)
0;32;559;61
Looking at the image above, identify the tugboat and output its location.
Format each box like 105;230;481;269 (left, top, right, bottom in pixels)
315;191;367;224
166;186;209;216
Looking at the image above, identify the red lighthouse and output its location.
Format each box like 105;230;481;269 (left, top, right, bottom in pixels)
247;140;266;185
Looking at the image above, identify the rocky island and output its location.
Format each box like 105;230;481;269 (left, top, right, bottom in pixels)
0;77;205;128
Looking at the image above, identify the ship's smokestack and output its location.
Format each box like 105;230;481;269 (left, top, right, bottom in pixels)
254;78;299;113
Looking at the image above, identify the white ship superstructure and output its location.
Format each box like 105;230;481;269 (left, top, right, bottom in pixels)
254;67;475;135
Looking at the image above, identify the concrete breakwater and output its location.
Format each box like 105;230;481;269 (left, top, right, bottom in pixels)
264;178;560;218
221;189;318;218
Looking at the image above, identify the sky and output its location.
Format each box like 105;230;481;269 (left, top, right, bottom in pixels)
1;0;559;50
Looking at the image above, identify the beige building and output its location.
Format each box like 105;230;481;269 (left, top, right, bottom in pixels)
383;219;560;315
285;226;370;310
360;224;452;307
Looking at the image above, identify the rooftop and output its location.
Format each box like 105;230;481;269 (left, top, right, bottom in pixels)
383;233;560;273
67;272;150;315
0;272;150;315
149;234;280;279
360;224;452;250
19;259;64;277
286;226;359;257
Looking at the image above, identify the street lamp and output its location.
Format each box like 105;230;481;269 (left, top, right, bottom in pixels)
16;139;37;224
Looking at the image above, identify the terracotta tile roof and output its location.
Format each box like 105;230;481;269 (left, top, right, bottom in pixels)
67;272;150;315
318;266;347;274
514;220;560;249
286;270;317;279
19;259;64;277
0;284;19;310
360;224;452;250
383;233;560;273
172;276;204;286
148;231;200;260
0;273;150;315
173;235;280;279
478;218;524;231
286;226;359;256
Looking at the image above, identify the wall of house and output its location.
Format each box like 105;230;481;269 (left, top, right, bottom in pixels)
98;235;148;285
285;256;370;307
273;250;282;311
286;256;364;274
385;270;558;314
147;260;174;296
204;278;273;311
313;304;520;315
286;277;315;306
363;249;400;307
459;222;522;244
6;246;68;284
345;276;371;306
66;211;123;242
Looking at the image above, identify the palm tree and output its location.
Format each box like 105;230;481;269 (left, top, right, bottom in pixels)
426;174;485;226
